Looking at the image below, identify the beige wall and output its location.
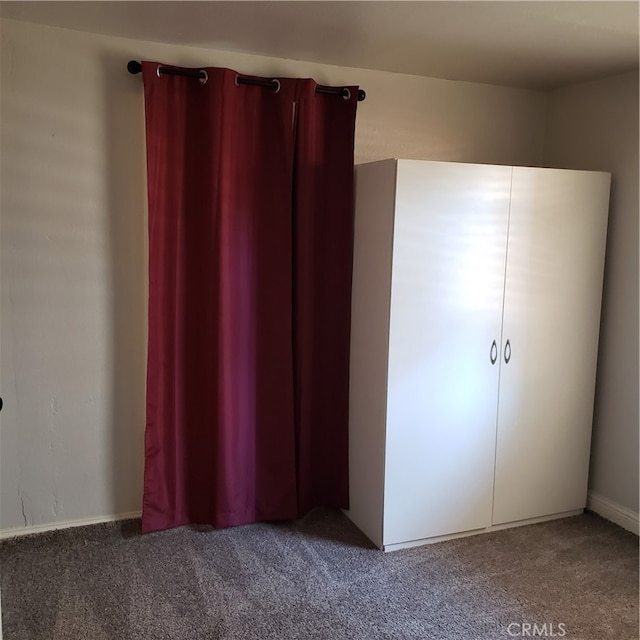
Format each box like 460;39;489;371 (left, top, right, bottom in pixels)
0;18;548;533
544;71;639;515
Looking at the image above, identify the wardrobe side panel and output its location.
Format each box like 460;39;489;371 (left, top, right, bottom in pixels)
383;160;511;546
347;160;398;548
493;168;610;524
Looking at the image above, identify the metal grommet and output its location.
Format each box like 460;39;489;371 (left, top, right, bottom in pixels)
234;74;241;86
342;88;351;101
156;65;163;78
271;79;281;94
198;70;208;85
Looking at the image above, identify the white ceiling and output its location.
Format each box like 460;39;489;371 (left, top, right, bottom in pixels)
1;1;638;90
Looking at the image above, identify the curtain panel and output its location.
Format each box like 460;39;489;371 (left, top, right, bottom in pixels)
140;63;358;534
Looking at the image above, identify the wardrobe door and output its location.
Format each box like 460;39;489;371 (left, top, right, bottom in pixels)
492;168;610;525
383;160;511;546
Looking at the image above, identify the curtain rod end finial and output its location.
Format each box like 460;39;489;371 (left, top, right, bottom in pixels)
127;60;142;75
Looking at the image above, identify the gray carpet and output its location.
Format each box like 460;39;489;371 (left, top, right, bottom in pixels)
0;509;637;640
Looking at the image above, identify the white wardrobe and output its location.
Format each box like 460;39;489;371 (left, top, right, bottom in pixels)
347;159;610;551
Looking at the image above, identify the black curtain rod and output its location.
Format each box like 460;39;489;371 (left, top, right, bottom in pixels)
127;61;366;102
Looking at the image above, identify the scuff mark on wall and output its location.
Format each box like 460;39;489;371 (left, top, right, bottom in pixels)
49;394;58;416
48;393;61;520
18;490;28;527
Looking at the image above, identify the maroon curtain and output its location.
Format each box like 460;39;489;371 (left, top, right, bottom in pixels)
292;81;357;513
141;63;358;534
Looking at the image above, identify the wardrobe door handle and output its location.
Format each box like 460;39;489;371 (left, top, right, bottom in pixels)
490;340;497;365
504;339;511;364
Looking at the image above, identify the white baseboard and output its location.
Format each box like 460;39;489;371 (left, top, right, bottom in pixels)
587;492;639;535
0;511;142;541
